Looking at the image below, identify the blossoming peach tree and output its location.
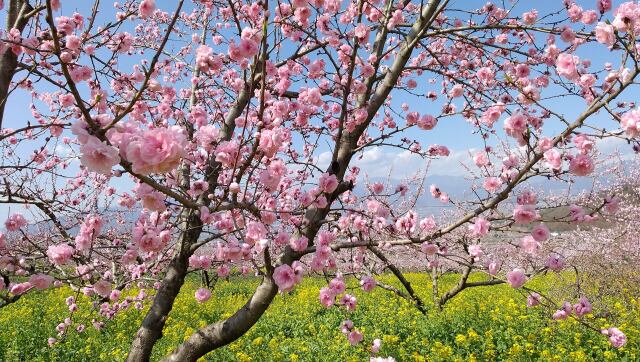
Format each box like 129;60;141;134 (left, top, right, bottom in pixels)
0;0;638;360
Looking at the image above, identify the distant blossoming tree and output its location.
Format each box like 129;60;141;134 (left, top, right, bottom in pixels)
0;0;638;360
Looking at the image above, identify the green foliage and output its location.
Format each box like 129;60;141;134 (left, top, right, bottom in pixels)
0;273;637;361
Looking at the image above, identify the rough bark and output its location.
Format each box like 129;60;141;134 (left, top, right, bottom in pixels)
162;275;279;362
0;0;34;129
126;213;203;362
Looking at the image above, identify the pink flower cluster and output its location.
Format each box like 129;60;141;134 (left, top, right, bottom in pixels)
469;217;490;237
138;0;156;19
319;276;346;307
621;109;640;137
80;137;120;174
506;268;527;288
273;261;303;292
601;327;627;348
228;28;261;61
553;297;592;320
340;320;363;346
123;126;187;175
195;45;223;73
46;243;75;265
74;214;103;251
4;213;27;232
194;288;212;303
132;212;171;253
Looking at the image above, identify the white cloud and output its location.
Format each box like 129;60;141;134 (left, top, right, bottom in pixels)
350;147;471;179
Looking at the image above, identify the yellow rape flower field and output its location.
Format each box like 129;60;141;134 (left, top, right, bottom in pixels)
0;273;637;361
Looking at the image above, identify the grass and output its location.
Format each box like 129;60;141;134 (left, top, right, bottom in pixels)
0;273;638;361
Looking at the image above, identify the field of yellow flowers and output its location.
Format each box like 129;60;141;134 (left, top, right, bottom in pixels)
0;273;637;361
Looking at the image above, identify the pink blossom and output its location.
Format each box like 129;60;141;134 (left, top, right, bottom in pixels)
469;217;490;237
555;53;579;80
420;242;438;256
290;236;308;252
258;128;286;158
245;222;267;245
573;133;594;154
371;338;382;353
4;213;27;231
189;255;213;270
573;297;592;317
569;154;594;176
10;282;32;295
506;268;527;288
195;45;223;73
597;0;612;14
567;4;583;22
526;292;541;307
135;183;166;212
417;114;437;130
601;327;627;348
487;260;500;275
348;330;363;345
110;290;122;301
483;177;502;193
531;223;550;241
480;104;503;127
93;280;112;298
214;141;240;168
195;288;212;303
473;152;489;167
604;196;621;214
449;84;463;98
138;0;155;18
427;145;450;157
581;10;597;25
273;264;296;292
125;126;186;175
319;173;339;193
468;244;483;259
553;309;569;320
522;10;538;25
621;109;640;137
29;274;54;290
317;231;335;246
503;112;528;139
515;191;536;205
47;243;74;265
340;294;357;311
195;125;220;150
515;64;530;79
521;235;541;254
80;136;120;174
371;182;384;194
544;148;562;171
329;277;346;294
513;204;538;224
546;254;565;272
613;2;640;32
360;276;376;292
319;287;335;307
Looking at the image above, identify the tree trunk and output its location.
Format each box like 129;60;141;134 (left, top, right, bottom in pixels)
126;213;202;362
162;275;278;362
0;0;34;129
